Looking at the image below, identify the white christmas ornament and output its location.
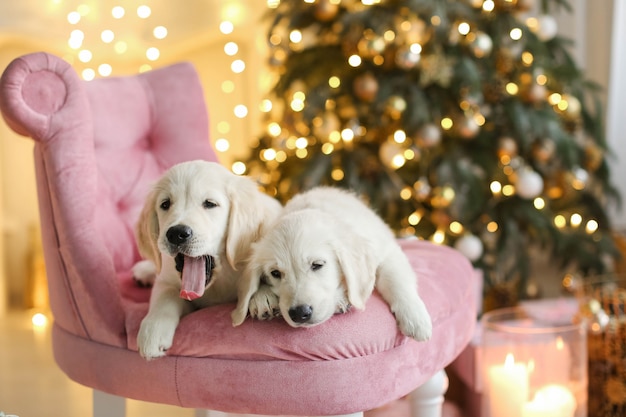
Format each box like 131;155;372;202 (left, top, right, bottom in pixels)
455;234;484;262
516;169;544;199
536;15;558;41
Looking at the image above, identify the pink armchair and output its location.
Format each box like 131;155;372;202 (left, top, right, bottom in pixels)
0;52;476;417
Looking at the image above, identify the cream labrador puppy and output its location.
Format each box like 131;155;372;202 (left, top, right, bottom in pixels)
231;186;432;341
135;160;281;359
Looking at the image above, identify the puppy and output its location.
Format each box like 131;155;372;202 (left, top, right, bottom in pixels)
136;160;281;359
231;186;432;341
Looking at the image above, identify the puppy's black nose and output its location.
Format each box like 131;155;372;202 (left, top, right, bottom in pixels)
166;225;193;245
289;305;313;323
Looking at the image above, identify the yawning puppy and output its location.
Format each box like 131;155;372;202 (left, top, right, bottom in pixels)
231;186;432;342
136;160;281;359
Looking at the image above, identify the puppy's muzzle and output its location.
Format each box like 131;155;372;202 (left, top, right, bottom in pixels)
167;224;193;246
288;304;313;324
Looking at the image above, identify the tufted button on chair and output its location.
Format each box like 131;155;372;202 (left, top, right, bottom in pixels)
0;52;476;417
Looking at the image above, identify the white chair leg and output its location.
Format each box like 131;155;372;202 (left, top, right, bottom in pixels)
196;411;364;417
311;413;363;417
196;410;223;417
93;389;126;417
408;369;449;417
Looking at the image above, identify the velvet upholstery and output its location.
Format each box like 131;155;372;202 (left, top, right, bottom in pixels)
0;52;476;416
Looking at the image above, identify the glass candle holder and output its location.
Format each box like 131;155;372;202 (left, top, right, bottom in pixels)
481;306;587;417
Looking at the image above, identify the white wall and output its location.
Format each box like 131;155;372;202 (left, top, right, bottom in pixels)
606;1;626;229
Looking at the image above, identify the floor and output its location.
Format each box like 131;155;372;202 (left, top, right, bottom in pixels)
0;309;195;417
0;309;462;417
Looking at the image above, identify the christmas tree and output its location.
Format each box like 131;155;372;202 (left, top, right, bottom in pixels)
241;0;619;306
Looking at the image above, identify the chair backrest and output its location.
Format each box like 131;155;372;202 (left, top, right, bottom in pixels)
0;52;217;346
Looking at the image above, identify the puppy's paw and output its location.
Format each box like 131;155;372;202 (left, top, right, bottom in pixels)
132;260;157;287
393;298;433;342
137;317;177;360
248;286;280;320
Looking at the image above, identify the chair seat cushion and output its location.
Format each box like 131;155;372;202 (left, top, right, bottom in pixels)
123;240;474;360
65;239;477;414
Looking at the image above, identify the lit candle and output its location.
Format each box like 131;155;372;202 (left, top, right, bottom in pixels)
521;384;576;417
488;353;529;417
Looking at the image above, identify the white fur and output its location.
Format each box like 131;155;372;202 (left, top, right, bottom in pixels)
231;186;432;341
136;160;281;359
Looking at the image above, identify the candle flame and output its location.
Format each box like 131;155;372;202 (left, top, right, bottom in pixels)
556;336;564;351
504;353;515;367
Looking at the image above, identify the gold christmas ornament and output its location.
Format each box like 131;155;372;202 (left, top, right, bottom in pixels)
353;72;379;102
395;45;421;70
314;0;340;22
416;123;442;148
413;177;432;201
494;0;519;10
525;83;548;103
516;168;544;199
454;233;484;262
430;186;455;208
534;15;558;41
558;94;582;120
457;114;480;139
385;95;407;120
379;140;405;169
313;111;341;138
532;138;556;163
497;136;518;158
471;31;493;58
584;142;604;172
400;15;431;45
571;166;589;190
516;0;536;12
357;34;386;58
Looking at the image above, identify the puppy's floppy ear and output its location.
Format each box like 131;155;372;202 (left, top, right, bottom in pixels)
225;176;277;269
135;188;162;272
231;256;263;326
332;225;378;310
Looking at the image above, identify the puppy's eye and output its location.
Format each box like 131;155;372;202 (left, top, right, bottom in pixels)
311;261;325;271
270;269;282;279
203;200;217;209
160;199;171;211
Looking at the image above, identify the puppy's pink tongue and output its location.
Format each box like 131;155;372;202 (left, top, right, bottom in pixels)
180;256;206;300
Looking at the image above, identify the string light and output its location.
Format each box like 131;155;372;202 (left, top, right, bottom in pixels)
98;63;112;76
101;29;115;43
215;138;230;152
490;181;502;195
232;161;247;175
348;55;362;67
111;6;125;19
153;26;168;39
67;11;81;24
220;21;234;35
146;47;160;61
32;312;48;328
231;59;246;73
137;5;151;19
586;220;599;234
224;42;239;56
234;104;248;118
509;28;523;40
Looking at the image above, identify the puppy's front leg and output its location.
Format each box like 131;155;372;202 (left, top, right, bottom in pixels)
377;247;432;341
138;278;193;360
